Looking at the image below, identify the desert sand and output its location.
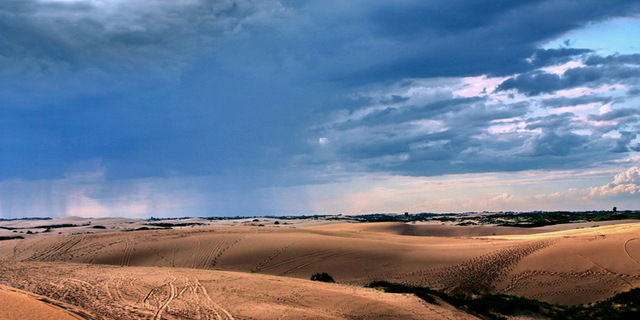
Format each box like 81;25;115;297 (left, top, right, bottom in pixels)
1;217;639;319
0;284;89;320
0;262;478;320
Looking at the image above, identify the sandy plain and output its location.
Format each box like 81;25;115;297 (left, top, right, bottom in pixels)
1;216;639;319
0;284;88;320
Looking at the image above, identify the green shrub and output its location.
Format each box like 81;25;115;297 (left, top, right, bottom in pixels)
0;236;24;241
310;272;335;283
367;281;438;304
366;281;640;320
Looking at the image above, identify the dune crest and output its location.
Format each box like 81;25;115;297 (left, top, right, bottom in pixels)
2;221;639;306
0;284;91;320
0;262;478;320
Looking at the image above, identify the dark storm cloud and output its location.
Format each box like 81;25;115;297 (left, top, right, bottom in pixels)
5;0;640;82
330;97;485;131
611;131;638;153
342;0;640;80
0;0;276;79
2;0;640;187
314;52;639;177
540;95;615;108
496;63;640;96
314;88;543;176
521;131;588;157
495;53;640;97
525;113;577;130
585;54;640;66
589;108;640;121
530;48;593;67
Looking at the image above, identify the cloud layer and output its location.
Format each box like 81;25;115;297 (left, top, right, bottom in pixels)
1;0;640;217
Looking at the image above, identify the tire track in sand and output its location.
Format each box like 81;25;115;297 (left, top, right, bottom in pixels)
153;277;177;320
210;236;246;268
623;238;640;267
250;242;296;273
120;237;134;267
576;253;633;288
194;278;235;320
258;250;331;273
278;251;355;276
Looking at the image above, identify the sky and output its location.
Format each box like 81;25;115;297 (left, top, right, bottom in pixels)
1;0;639;218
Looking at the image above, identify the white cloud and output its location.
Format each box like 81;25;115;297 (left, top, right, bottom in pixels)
259;167;630;214
613;166;640;184
4;0;288;79
492;193;514;201
589;166;640;197
0;162;214;219
318;137;329;145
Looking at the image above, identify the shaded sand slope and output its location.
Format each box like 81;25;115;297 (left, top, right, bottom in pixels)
309;222;537;237
0;216;345;239
0;226;534;283
1;223;639;304
489;223;640;305
0;285;90;320
309;220;640;237
0;261;478;320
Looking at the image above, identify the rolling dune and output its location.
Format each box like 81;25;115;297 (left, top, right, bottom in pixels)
0;262;478;320
0;285;90;320
2;222;639;306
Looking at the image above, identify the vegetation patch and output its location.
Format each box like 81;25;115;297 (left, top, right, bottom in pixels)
349;210;640;227
367;281;438;304
367;281;640;320
144;222;205;227
310;272;335;283
0;236;25;241
33;223;87;229
122;227;170;232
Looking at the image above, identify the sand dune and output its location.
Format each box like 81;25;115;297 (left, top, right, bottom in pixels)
0;216;344;240
0;284;89;320
2;222;639;306
309;220;640;237
0;261;478;320
309;221;537;237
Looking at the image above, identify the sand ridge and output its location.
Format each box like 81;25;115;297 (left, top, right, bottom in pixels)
2;221;639;305
0;284;91;320
308;220;640;237
0;261;479;320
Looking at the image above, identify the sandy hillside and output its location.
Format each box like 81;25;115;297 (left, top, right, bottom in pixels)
2;221;639;305
309;220;640;236
308;221;540;236
0;261;478;320
0;285;89;320
0;216;345;239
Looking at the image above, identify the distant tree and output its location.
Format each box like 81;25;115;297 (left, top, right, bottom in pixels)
274;221;280;225
613;207;617;213
310;272;335;283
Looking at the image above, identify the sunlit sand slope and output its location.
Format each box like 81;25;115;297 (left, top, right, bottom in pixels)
0;284;90;320
308;220;640;236
1;222;639;305
489;223;640;305
0;262;478;320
